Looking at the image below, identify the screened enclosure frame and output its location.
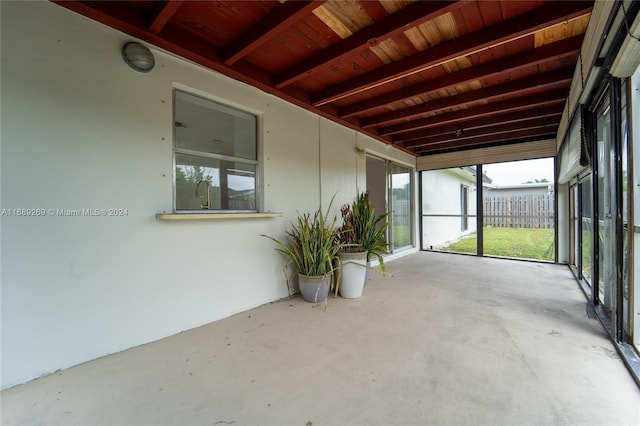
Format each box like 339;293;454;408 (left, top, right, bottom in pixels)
419;160;558;263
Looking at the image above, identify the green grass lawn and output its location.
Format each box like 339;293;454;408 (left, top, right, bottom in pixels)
443;227;555;261
393;224;411;248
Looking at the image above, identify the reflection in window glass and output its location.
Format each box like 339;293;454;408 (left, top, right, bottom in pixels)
176;153;256;211
621;79;631;336
174;90;257;212
391;164;412;250
581;176;593;285
174;91;256;160
596;96;614;306
569;184;577;269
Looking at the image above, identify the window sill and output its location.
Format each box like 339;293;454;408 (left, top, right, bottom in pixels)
156;212;283;220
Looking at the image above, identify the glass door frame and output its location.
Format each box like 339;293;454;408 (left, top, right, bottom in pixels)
366;154;415;254
578;172;594;287
589;76;628;342
594;86;616;313
388;162;414;252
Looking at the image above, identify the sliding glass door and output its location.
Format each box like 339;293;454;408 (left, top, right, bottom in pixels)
620;79;631;341
366;156;414;254
580;175;594;286
596;92;616;311
390;163;412;251
588;78;633;343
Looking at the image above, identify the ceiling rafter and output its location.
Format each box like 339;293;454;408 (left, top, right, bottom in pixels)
149;1;184;34
392;105;564;142
48;1;309;106
51;0;595;158
361;66;573;128
223;0;325;66
401;116;560;147
311;1;592;106
340;35;582;118
413;126;558;154
378;92;568;136
273;0;466;88
356;1;390;21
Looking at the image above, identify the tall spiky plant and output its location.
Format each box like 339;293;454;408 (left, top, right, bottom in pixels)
352;191;390;274
262;195;343;294
338;203;362;253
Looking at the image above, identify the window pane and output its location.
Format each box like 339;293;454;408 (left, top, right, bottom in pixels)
569;184;575;267
596;96;614;307
581;176;593;285
390;163;412;250
174;91;256;161
175;153;256;211
621;79;631;337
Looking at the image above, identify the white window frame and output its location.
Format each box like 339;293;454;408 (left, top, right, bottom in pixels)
172;89;260;213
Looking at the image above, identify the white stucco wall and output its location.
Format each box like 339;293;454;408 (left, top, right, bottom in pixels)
0;1;415;389
421;169;477;248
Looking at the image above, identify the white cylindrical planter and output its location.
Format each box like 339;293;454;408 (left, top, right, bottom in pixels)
338;251;367;298
298;273;331;303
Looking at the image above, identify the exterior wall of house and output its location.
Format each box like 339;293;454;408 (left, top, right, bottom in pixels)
421;168;478;248
0;1;415;389
484;184;554;198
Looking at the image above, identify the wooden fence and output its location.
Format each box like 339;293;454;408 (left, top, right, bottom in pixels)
484;194;554;229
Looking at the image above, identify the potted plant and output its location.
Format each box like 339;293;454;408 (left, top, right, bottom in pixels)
262;198;343;303
355;191;391;277
337;202;369;298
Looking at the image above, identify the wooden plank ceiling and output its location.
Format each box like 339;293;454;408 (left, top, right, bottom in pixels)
53;0;593;158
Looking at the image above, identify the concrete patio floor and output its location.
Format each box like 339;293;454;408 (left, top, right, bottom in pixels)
2;252;640;426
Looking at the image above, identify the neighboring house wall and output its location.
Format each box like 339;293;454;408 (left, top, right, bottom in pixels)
484;183;553;198
421;168;477;248
0;1;415;389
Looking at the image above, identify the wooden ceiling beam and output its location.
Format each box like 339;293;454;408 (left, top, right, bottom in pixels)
361;66;573;128
149;0;184;34
53;1;298;98
357;1;391;21
402;116;560;148
223;0;325;66
51;1;226;63
273;1;466;88
312;1;592;106
340;35;582;118
378;92;567;136
50;2;396;155
392;105;563;143
52;1;150;34
413;126;559;154
53;1;594;159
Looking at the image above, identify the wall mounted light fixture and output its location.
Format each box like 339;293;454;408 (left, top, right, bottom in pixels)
121;42;155;73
